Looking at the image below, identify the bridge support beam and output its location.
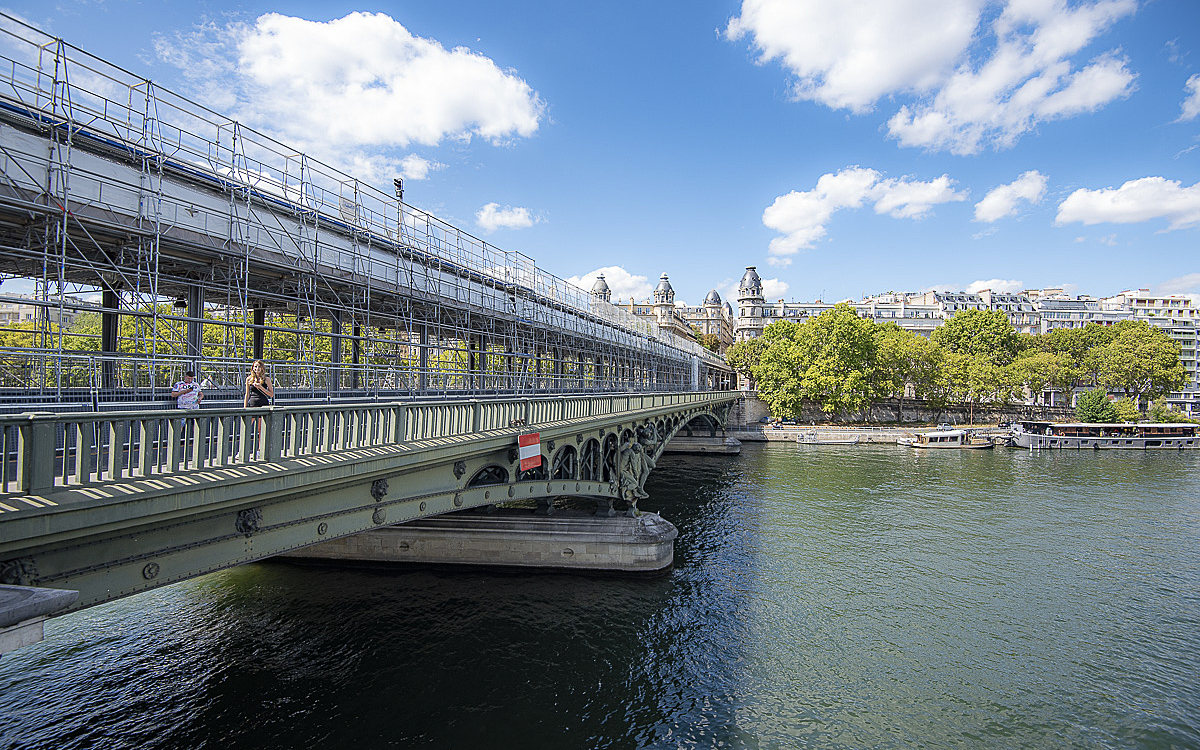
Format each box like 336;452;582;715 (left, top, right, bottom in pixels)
100;284;119;389
186;285;203;371
252;307;265;361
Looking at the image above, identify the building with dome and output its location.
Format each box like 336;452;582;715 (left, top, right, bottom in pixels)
677;288;735;354
606;273;697;342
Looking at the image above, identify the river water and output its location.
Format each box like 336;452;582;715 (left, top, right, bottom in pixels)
2;443;1199;749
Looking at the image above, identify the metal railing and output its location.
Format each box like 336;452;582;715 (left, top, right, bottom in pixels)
0;391;737;497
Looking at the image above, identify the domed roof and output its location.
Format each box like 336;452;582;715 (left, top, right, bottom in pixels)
739;266;762;290
724;301;734;315
654;273;673;295
704;289;722;305
591;274;610;294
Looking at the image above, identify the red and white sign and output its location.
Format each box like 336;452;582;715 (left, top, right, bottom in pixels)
518;432;542;471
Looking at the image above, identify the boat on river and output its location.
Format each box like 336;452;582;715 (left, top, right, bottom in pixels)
907;429;994;450
1011;421;1198;450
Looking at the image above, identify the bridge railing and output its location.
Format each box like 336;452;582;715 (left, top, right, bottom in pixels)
0;392;736;497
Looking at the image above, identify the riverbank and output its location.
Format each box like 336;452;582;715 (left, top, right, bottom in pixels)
726;425;1010;444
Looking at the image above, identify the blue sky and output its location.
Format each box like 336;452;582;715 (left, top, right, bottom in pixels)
6;0;1199;308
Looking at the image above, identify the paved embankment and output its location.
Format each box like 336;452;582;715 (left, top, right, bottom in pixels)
727;426;1010;444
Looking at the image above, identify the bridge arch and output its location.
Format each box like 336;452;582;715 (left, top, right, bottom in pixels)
550;445;578;480
580;439;602;481
468;465;510;486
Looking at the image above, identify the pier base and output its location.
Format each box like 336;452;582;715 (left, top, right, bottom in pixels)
0;586;79;656
281;509;678;575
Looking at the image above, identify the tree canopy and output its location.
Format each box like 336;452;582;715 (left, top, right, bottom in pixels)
930;309;1022;366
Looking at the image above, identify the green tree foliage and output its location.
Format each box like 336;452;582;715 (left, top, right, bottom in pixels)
1095;321;1187;408
724;338;763;380
696;333;721;353
931;309;1021;366
875;324;944;421
1110;397;1141;423
751;304;883;417
1008;350;1076;405
1075;388;1117;423
939;352;1014;423
1038;323;1123;386
1148;398;1196;423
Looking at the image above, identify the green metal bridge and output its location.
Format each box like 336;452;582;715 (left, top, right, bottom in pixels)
0;391;738;615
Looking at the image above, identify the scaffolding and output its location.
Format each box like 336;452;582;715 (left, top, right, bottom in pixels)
0;15;732;408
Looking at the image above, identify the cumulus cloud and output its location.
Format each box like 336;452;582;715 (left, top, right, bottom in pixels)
566;267;654;302
475;203;539;233
1157;273;1200;295
965;278;1024;293
762;166;966;263
156;12;544;186
727;0;1137;154
1055;177;1200;230
762;278;790;299
974;170;1048;222
1179;74;1200;122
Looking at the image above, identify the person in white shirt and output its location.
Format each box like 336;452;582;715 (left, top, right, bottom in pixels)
170;370;203;410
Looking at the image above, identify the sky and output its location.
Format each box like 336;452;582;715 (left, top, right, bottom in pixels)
3;0;1199;309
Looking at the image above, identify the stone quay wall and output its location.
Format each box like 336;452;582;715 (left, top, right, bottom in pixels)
727;392;1074;427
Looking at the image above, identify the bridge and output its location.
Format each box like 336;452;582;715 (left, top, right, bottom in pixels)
0;16;738;645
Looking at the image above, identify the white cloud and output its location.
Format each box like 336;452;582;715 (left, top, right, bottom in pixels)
1156;273;1200;295
1055;177;1200;230
475;203;539;233
566;267;653;302
974;170;1048;222
1179;74;1200;122
965;278;1024;293
156;13;544;187
762;167;966;261
728;0;1137;154
762;278;790;299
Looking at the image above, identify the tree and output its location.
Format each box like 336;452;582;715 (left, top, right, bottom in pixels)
1111;397;1141;422
725;338;763;385
875;324;944;422
1075;388;1117;423
750;304;884;418
1008;350;1076;405
1095;321;1187;408
939;352;1013;424
931;308;1021;366
696;333;721;353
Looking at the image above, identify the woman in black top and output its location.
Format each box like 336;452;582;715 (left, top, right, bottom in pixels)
244;359;274;407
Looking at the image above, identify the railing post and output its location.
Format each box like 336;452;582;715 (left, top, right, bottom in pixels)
263;408;283;462
472;400;482;433
18;414;55;494
393;404;407;443
523;398;532;426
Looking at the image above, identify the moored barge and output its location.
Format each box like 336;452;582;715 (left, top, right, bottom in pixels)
1012;422;1198;450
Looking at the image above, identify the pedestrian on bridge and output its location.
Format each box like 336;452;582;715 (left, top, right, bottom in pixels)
244;360;274;458
170;371;203;410
243;360;274;408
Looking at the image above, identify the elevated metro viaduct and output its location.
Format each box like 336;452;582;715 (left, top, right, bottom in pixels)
0;391;738;619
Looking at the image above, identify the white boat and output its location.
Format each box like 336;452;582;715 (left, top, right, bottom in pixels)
1012;421;1198;450
909;429;994;450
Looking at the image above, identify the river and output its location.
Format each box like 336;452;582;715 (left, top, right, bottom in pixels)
2;443;1198;749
